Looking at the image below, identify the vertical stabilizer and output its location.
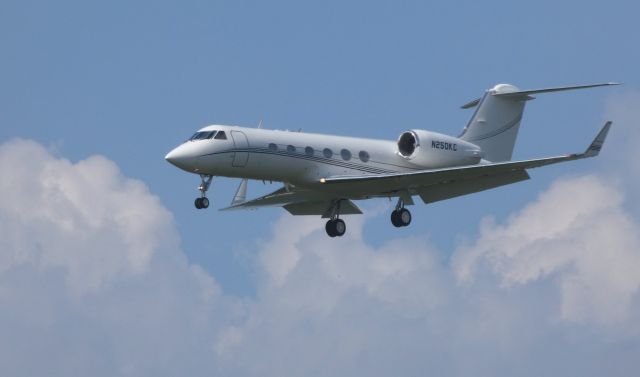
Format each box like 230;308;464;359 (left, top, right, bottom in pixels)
459;84;527;162
459;82;618;162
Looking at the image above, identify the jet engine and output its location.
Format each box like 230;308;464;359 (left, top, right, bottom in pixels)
397;130;482;169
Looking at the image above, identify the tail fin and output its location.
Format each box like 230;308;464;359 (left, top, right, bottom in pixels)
459;82;619;162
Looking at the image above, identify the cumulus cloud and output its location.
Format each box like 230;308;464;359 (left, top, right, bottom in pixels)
215;175;640;376
453;175;640;325
0;139;174;293
0;139;221;376
2;128;640;377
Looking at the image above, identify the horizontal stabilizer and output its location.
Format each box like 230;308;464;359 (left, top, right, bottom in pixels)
460;98;481;109
494;82;619;99
461;82;619;109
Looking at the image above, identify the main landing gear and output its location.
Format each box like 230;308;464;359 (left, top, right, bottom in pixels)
391;198;412;227
194;174;213;209
325;200;346;238
326;218;346;238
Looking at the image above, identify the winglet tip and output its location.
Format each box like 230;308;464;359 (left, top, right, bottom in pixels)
584;121;613;157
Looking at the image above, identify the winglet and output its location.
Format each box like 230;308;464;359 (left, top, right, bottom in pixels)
583;121;612;157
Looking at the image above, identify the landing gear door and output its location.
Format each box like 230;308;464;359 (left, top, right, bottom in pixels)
231;131;249;167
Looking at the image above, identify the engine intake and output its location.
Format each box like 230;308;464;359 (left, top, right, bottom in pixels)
396;130;482;169
398;131;418;157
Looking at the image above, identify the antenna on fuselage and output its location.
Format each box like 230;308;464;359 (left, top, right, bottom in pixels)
257;119;263;129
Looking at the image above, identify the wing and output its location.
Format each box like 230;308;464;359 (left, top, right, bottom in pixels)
221;122;609;213
220;186;362;217
320;122;612;202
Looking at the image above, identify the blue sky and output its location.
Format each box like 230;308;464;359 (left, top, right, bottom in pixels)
1;1;640;375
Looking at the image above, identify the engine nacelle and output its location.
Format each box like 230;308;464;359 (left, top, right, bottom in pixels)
397;130;482;168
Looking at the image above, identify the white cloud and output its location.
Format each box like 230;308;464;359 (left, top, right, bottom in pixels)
2;134;640;377
215;174;640;376
0;139;222;376
453;175;640;325
0;139;175;293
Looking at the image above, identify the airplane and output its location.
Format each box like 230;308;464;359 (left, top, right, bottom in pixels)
165;82;616;237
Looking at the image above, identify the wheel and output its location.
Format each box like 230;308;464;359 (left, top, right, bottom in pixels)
200;197;210;208
398;208;411;226
334;219;346;236
194;198;203;209
325;220;337;237
391;210;402;227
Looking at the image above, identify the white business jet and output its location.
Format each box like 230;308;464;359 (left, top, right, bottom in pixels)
165;83;616;237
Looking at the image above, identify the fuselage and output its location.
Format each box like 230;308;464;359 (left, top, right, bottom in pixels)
165;124;482;190
164;82;616;238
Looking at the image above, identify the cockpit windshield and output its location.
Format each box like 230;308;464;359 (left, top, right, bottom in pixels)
189;131;216;141
188;130;228;142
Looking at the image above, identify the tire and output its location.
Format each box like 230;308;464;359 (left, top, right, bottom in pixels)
334;219;346;236
194;198;203;209
325;220;337;237
201;197;210;208
391;210;402;227
399;208;411;226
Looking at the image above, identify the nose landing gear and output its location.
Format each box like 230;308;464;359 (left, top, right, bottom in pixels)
194;174;213;210
391;198;412;227
194;197;209;209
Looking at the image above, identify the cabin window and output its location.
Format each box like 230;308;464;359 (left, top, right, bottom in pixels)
305;146;314;156
268;143;278;151
340;149;351;161
287;145;296;153
323;148;333;158
359;150;370;162
214;131;227;140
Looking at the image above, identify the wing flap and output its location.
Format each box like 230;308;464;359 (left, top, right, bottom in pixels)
418;170;530;203
284;200;362;217
321;154;575;193
220;187;310;210
220;185;361;217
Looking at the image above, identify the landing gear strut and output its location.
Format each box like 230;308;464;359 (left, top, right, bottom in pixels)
391;198;411;227
194;174;213;209
325;200;346;237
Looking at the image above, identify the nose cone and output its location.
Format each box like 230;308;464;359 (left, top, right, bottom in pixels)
164;148;180;165
165;145;197;171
